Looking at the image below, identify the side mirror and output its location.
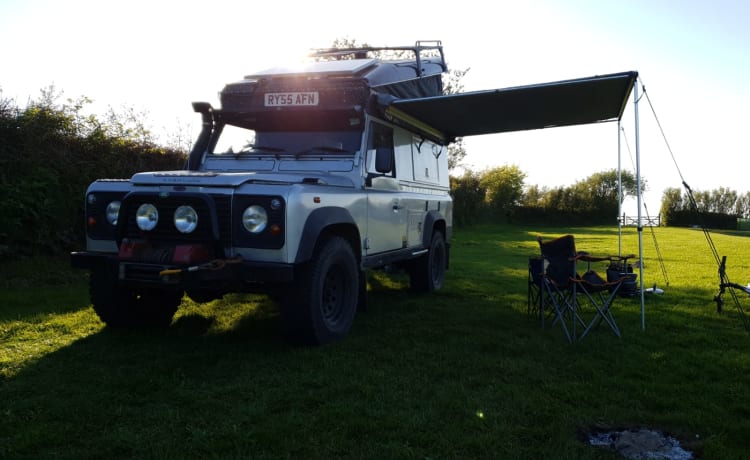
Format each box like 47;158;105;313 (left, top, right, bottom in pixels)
375;147;393;174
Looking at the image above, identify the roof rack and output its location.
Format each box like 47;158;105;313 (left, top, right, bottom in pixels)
309;40;446;75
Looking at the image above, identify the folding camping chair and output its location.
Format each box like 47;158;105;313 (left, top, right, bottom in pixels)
527;256;544;318
536;235;585;342
537;235;635;342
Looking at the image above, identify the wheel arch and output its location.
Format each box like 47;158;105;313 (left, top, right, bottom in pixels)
295;207;362;264
423;211;446;245
423;210;449;269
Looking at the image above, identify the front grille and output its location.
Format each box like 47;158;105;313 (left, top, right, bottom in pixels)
213;195;232;247
117;192;284;250
119;193;231;247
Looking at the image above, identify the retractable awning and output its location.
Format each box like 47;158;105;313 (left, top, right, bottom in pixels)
385;68;648;333
385;70;638;142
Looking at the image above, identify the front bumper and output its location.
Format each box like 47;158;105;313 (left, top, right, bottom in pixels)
70;251;295;287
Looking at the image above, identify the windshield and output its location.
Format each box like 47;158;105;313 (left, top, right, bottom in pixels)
211;125;362;156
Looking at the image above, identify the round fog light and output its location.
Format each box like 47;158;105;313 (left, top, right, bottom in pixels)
174;205;198;233
136;203;159;231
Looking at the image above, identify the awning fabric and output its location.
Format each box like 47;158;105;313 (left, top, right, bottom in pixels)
387;71;638;142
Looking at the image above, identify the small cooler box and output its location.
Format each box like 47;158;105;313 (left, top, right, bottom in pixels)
607;262;638;297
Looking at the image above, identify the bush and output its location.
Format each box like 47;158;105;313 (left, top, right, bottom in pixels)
0;92;186;259
450;171;486;226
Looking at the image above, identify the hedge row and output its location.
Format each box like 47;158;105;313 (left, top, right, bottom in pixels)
662;209;739;230
0;106;185;259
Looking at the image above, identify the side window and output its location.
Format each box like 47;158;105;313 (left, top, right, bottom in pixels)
366;121;395;177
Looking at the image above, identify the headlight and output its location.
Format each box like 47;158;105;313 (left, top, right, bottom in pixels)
174;205;198;233
242;205;267;233
136;203;159;231
105;201;121;225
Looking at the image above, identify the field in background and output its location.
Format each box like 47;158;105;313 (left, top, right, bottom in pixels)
1;224;749;459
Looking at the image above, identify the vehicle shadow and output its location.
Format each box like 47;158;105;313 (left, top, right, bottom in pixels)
2;270;747;459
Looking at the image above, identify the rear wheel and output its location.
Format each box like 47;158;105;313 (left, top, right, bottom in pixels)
409;230;446;292
282;236;359;345
90;270;182;329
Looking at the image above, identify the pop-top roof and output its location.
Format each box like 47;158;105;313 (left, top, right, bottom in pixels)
220;42;448;113
246;59;378;79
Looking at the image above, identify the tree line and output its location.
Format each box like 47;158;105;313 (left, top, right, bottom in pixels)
451;165;749;229
450;166;641;226
659;186;750;228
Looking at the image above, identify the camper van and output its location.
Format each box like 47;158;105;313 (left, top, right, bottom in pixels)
71;41;453;345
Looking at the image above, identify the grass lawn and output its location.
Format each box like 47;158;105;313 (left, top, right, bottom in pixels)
1;224;749;459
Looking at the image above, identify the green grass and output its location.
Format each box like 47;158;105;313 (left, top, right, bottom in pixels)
2;224;749;459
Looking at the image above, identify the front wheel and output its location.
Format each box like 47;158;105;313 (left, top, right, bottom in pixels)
282;236;359;345
409;230;447;292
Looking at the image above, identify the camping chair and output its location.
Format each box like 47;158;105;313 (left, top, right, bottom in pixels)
537;235;635;342
537;235;586;342
575;265;633;340
527;256;544;318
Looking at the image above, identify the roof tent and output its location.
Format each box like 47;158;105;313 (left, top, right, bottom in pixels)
220;41;447;116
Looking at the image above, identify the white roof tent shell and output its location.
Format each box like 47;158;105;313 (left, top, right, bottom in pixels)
381;70;646;331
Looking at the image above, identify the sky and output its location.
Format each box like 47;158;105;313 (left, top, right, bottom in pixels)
2;0;748;215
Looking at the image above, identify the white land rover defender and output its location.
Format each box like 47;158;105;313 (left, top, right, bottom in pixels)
71;41;453;344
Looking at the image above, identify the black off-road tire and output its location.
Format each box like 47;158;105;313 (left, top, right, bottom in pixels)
409;230;447;292
282;236;359;345
90;270;182;329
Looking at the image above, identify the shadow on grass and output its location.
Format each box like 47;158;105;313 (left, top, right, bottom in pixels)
2;279;748;459
696;228;750;238
3;225;750;458
0;282;90;321
169;313;217;336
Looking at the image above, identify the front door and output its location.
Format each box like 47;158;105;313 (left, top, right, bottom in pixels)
364;121;406;255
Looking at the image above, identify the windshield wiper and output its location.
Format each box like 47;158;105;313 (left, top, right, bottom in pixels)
295;146;349;158
238;145;286;154
232;145;287;159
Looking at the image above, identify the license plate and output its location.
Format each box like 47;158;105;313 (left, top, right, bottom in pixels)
264;92;319;107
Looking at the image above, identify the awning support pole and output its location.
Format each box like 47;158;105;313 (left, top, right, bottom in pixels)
618;120;623;256
634;79;645;332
